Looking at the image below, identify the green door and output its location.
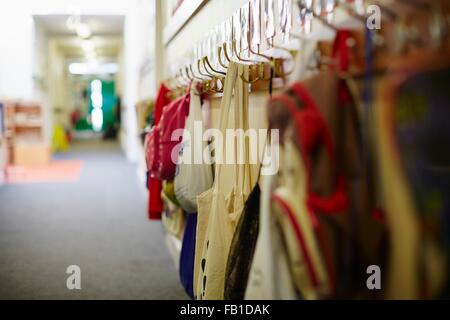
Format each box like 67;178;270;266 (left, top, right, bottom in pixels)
76;79;116;132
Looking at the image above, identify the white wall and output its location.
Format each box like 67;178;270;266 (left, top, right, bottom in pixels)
137;0;157;101
0;3;34;100
121;0;156;162
48;39;67;129
33;20;52;142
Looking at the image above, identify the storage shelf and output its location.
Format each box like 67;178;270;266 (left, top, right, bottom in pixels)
14;123;43;128
3;101;48;165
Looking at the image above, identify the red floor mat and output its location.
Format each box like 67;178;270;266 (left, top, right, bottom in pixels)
6;160;84;184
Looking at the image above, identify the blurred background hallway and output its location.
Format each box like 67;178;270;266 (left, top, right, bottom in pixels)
0;139;186;299
0;0;190;299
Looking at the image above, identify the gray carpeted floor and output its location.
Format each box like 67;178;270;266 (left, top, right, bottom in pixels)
0;139;187;299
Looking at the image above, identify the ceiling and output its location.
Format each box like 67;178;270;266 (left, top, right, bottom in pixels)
56;36;122;59
34;14;124;60
34;14;124;36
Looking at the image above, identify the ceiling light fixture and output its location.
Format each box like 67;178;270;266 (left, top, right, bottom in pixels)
85;51;97;60
66;16;77;31
76;23;92;39
68;62;119;75
82;40;95;52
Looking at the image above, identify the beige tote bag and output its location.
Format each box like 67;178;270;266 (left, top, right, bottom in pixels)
194;62;256;300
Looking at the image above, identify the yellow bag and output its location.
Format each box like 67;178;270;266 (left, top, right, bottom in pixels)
161;190;185;240
52;124;69;152
163;180;181;207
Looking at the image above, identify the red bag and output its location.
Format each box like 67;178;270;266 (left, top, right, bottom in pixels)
147;83;170;220
146;92;190;180
145;126;160;175
158;92;190;179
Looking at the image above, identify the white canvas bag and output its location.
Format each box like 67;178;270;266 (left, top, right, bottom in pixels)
245;146;297;300
174;83;214;213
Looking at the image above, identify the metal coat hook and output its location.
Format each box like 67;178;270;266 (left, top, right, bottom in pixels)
222;43;232;63
232;39;252;63
240;63;264;84
203;56;226;76
197;59;213;79
188;65;204;81
217;45;229;69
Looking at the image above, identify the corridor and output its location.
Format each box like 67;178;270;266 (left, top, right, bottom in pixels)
0;140;186;299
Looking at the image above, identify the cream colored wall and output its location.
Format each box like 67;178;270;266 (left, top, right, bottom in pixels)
137;3;157;101
48;39;67;129
122;0;156;162
0;4;34;100
163;0;248;78
33;20;52;143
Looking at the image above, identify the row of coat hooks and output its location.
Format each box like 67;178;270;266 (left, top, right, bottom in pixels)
164;0;450;96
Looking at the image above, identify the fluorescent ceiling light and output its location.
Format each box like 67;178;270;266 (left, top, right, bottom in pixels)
82;40;95;52
85;51;97;60
76;23;91;39
68;62;118;75
66;16;77;31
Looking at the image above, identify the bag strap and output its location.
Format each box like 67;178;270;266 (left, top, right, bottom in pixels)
269;83;348;215
213;62;238;191
190;81;203;119
292;82;348;215
236;64;252;193
272;193;320;289
331;29;351;73
213;62;253;194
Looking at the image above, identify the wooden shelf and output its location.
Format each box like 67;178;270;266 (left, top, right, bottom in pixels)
2;101;49;165
14;123;43;128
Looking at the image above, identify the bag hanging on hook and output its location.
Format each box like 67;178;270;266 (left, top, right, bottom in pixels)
375;49;450;300
194;62;260;300
264;30;387;298
148;87;191;180
174;82;214;214
146;83;170;220
179;213;198;299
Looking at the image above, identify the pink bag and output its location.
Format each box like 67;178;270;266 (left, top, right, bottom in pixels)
146;91;190;180
145;126;161;175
